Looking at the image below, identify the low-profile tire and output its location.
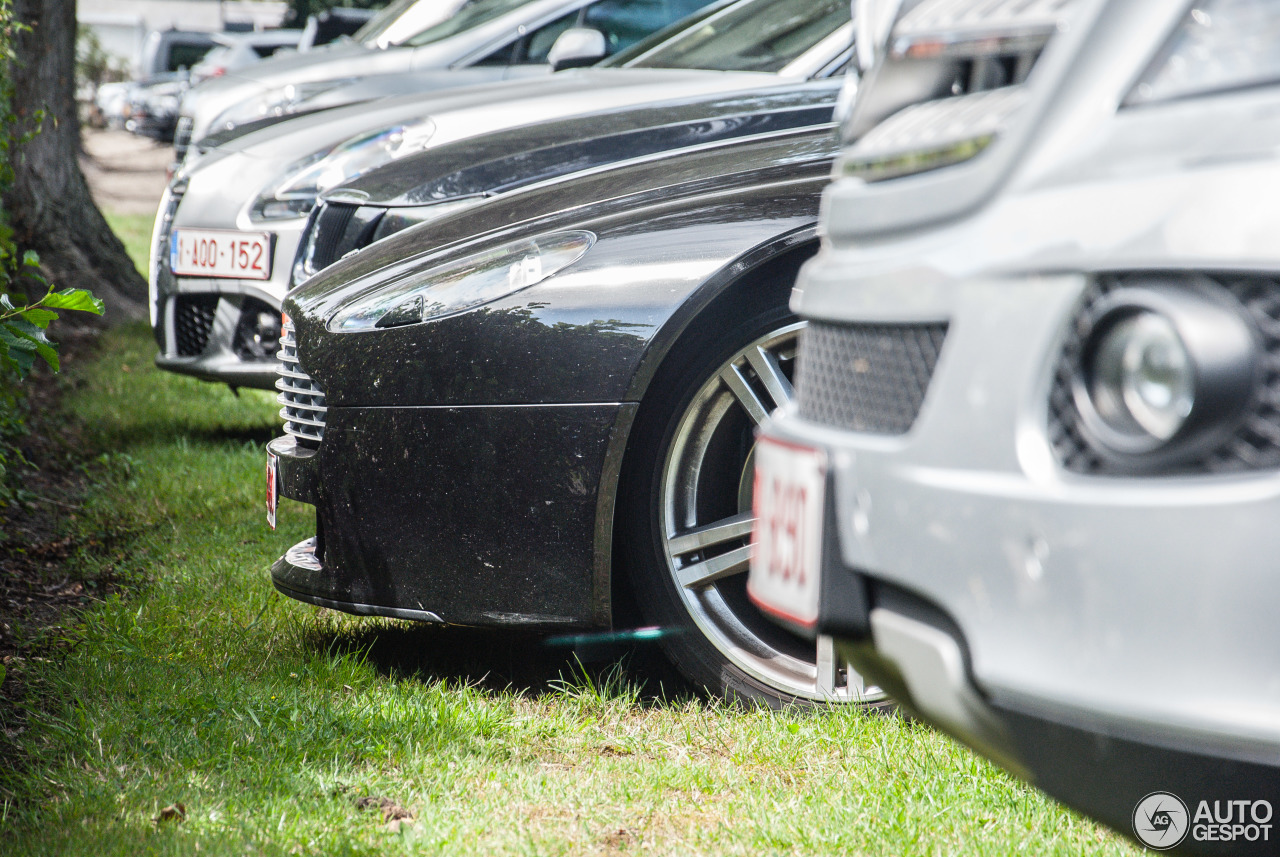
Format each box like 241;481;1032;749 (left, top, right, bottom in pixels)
618;302;886;708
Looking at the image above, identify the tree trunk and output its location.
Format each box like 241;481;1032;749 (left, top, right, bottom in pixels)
5;0;146;324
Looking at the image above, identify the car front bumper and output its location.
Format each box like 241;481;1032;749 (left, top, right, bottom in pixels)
269;401;636;629
762;258;1280;849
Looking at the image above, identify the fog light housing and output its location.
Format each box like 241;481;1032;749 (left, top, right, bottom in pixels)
1071;282;1259;463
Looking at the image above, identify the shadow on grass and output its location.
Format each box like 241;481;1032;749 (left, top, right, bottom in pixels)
304;620;704;708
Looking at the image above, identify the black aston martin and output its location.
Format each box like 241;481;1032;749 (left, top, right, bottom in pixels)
268;121;882;706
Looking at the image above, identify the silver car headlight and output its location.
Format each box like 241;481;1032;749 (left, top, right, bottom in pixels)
328;231;595;332
839;0;1080;173
208;79;359;133
251;118;436;222
1127;0;1280;106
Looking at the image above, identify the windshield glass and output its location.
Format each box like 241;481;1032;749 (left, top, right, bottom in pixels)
623;0;847;73
402;0;539;48
355;0;419;43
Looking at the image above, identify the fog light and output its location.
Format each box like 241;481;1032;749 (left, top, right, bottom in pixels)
1088;312;1193;441
1071;282;1259;463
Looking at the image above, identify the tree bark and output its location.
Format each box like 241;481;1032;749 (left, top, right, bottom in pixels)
5;0;146;324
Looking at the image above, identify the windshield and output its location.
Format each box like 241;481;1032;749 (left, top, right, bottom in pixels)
355;0;419;43
402;0;542;48
622;0;848;73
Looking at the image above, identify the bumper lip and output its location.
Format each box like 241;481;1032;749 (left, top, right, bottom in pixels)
155;351;279;388
271;537;445;623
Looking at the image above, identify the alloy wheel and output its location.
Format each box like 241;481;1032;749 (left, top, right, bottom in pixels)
658;321;884;703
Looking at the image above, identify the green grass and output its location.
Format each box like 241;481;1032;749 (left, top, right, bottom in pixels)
102;211;155;277
0;323;1142;856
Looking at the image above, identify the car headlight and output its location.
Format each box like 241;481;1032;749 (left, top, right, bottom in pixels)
1071;283;1259;460
1127;0;1280;106
208;79;359;133
251;119;436;222
328;231;595;332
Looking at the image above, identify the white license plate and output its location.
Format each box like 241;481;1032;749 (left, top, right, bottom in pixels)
747;435;826;629
266;450;279;530
171;228;272;280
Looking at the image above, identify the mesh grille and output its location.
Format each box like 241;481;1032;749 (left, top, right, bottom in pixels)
232;297;283;361
796;321;948;434
1048;273;1280;474
173;294;219;357
276;318;326;447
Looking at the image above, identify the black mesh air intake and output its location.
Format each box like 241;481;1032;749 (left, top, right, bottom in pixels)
796;321;948;434
173;294;219;357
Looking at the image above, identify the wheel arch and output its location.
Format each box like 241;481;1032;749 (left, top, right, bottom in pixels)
588;224;820;626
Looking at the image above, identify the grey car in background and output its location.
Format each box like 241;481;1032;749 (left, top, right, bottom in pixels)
750;0;1280;853
175;0;708;162
150;0;853;389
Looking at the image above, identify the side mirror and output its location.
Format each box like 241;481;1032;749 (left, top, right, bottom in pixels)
547;28;607;72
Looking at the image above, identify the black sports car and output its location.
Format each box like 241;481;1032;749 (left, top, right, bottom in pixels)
268;122;881;706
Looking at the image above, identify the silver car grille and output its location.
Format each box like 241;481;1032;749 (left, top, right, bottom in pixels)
276;318;327;446
796;321;948;434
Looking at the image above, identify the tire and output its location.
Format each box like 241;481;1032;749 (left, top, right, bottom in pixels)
618;302;887;708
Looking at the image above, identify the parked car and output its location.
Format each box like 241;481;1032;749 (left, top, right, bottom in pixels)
138;28;218;78
267;121;886;707
174;0;710;163
298;8;379;49
149;0;853;389
189;30;306;84
122;73;190;142
750;0;1280;852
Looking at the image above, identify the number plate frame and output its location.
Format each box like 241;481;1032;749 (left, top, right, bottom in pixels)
747;435;827;630
171;228;273;280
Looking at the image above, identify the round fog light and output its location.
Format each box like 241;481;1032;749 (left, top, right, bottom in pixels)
1091;312;1193;441
1071;282;1260;463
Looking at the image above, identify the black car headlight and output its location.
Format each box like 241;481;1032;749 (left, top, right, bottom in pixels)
1127;0;1280;107
1071;283;1259;460
327;231;595;332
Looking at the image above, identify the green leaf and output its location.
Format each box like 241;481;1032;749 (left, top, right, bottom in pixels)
21;249;39;267
2;319;59;372
42;288;104;315
0;663;6;686
19;306;57;329
0;329;36;377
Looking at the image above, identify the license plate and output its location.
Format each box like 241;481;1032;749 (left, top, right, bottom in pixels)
747;435;826;629
171;228;272;280
266;450;279;530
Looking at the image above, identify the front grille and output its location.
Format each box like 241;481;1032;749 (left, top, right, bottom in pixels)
796;321;948;434
1049;274;1280;474
276;318;327;447
173;294;219;357
173;116;193;164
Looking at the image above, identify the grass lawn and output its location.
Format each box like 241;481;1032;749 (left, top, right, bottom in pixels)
101;211;155;277
0;224;1142;855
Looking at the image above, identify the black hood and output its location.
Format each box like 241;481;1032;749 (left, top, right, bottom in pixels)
326;78;841;208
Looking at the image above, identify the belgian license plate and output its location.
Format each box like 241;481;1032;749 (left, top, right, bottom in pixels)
747;435;826;629
170;228;272;280
266;450;279;530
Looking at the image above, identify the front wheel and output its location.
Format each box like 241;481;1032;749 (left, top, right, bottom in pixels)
618;307;886;707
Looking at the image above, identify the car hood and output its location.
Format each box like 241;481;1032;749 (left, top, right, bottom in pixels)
328;78;841;208
289;124;837;321
218;68;783;162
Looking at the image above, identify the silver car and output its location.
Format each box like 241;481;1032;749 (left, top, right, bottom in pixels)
175;0;707;161
749;0;1280;852
150;0;854;389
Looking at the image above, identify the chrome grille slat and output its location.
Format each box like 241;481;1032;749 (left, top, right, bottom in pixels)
276;318;326;446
